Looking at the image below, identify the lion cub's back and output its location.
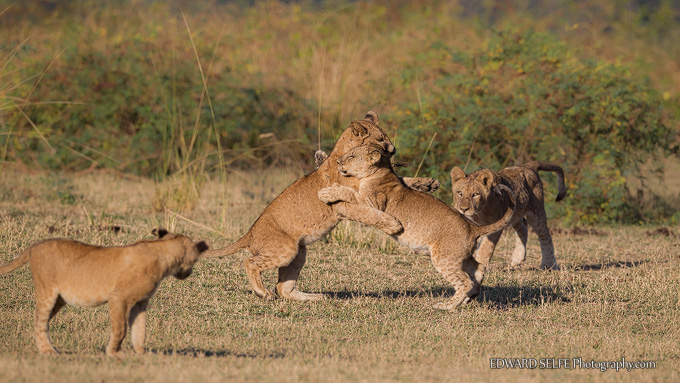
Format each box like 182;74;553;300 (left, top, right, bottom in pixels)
251;171;338;241
498;165;544;205
390;189;470;246
29;240;128;307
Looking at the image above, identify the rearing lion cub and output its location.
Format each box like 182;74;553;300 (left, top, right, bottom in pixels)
317;144;517;310
203;112;437;301
0;229;208;356
450;162;566;270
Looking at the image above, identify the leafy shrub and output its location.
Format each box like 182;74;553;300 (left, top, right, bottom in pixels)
390;30;678;225
1;7;316;177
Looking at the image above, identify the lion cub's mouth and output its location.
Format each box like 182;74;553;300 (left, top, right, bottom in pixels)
458;209;476;218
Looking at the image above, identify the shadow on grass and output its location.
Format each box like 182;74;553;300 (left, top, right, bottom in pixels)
479;284;571;309
150;348;286;359
573;260;650;271
327;284;571;309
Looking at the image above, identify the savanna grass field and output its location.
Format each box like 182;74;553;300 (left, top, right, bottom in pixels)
1;0;680;382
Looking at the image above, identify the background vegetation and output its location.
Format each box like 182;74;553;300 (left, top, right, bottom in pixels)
1;0;679;225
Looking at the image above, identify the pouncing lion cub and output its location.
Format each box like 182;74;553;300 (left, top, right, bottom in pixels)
0;229;209;356
450;162;566;270
203;112;436;302
317;144;518;310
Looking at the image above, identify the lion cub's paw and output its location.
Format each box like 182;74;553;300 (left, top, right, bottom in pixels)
433;296;470;311
39;347;59;356
318;185;349;204
380;216;403;235
105;349;124;358
540;262;560;271
406;177;440;193
314;150;329;168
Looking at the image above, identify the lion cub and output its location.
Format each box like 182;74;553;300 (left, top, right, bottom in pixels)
317;144;517;310
450;162;566;270
0;229;208;356
203;112;415;302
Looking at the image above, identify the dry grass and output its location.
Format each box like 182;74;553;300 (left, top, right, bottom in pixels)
1;168;679;382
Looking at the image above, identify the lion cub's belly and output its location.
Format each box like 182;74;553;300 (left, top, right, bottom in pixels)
57;281;114;308
394;228;431;254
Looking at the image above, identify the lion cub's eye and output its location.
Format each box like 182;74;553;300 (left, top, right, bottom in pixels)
456;191;463;196
472;192;480;198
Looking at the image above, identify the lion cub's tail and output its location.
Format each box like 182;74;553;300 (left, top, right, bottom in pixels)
200;235;249;258
471;184;518;238
526;161;567;202
0;247;31;275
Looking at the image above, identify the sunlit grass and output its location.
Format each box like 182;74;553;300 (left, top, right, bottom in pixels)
1;170;679;382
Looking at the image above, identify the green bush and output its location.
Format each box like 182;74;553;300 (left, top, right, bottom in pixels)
390;30;678;225
1;8;316;176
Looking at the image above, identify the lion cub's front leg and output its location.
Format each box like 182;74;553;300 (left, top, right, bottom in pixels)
128;300;149;354
317;183;358;204
318;185;402;235
106;296;129;357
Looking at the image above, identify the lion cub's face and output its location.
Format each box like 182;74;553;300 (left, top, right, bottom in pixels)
336;112;396;160
450;167;499;221
174;236;208;280
337;145;385;179
154;229;209;280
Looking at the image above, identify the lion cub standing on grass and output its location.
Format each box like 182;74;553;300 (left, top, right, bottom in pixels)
450;162;566;270
317;144;517;310
0;229;208;356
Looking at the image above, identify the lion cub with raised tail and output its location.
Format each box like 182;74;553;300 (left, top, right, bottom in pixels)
317;144;517;310
0;229;208;356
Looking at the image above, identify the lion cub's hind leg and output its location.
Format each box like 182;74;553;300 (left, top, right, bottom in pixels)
510;218;529;267
244;234;324;301
463;257;485;301
475;230;503;267
276;244;325;301
430;246;477;310
525;210;559;270
243;254;278;300
34;291;66;355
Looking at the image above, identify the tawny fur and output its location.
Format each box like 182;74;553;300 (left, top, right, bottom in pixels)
450;161;566;270
0;229;208;356
314;149;441;193
203;112;430;302
317;144;518;310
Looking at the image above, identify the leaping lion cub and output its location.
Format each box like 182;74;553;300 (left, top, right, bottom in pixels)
450;162;566;270
317;144;518;310
0;229;208;356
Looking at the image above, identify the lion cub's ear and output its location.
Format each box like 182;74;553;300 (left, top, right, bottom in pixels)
363;111;379;125
450;167;467;183
350;121;369;137
477;169;499;190
368;148;384;165
195;241;209;254
152;228;170;239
